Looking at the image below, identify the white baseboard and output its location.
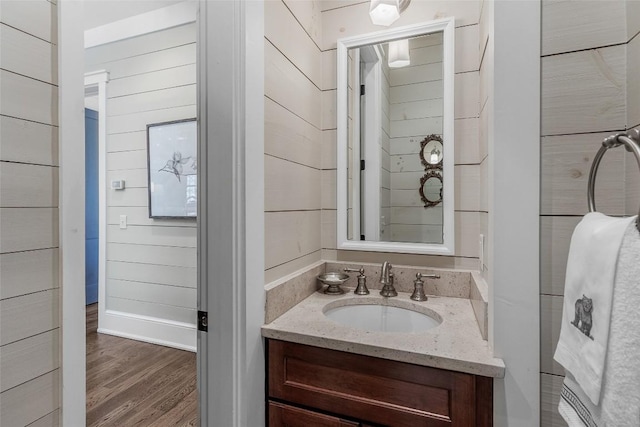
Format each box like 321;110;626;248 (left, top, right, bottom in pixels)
99;309;196;352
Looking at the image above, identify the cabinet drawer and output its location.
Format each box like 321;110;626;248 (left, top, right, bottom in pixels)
267;339;492;427
269;402;359;427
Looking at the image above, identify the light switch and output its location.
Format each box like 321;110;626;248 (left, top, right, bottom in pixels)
119;215;127;229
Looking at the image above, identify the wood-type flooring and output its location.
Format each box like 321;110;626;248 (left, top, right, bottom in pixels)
86;304;197;426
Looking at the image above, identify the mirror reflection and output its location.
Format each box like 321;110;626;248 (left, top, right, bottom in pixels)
346;31;446;245
419;172;443;208
420;135;443;166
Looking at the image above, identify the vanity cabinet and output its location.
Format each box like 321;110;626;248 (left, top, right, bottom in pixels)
266;339;493;427
269;402;359;426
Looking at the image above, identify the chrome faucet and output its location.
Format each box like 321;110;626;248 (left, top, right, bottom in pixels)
379;261;397;297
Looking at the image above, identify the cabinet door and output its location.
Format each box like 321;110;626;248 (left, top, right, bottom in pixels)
268;339;490;427
269;402;359;427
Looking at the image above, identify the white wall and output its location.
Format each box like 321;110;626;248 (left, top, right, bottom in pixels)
388;34;445;243
0;0;61;424
380;55;391;239
540;1;639;424
489;1;540;425
85;22;198;348
264;0;323;284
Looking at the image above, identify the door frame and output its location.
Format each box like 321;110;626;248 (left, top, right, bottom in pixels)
197;1;265;425
84;70;108;333
59;1;87;425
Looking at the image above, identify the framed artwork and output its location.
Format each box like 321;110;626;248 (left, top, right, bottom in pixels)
147;118;197;218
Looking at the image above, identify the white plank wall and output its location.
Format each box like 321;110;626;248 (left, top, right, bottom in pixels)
539;1;637;424
388;38;445;243
85;23;197;327
0;1;60;424
264;0;324;284
320;1;483;267
478;0;491;274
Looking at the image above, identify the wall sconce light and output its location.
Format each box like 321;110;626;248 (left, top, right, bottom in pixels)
369;0;411;27
388;39;410;68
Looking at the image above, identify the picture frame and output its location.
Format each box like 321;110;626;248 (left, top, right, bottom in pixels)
146;118;197;219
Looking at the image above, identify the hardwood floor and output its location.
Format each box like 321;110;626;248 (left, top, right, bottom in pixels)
86;304;197;426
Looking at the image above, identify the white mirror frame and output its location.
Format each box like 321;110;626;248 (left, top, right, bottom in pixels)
336;17;455;255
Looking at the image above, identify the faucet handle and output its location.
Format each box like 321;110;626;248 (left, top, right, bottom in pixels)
344;267;369;295
411;273;429;301
344;267;365;276
416;272;440;280
411;272;440;301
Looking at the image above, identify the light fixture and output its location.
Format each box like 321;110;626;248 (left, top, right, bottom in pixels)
369;0;411;27
388;39;410;68
430;148;440;164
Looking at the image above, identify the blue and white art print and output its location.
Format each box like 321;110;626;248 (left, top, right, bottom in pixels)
147;118;197;218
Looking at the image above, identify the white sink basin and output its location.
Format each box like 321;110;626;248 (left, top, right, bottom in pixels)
324;304;441;333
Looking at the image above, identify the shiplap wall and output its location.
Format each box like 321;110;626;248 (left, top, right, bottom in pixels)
0;0;61;425
627;9;640;216
321;1;483;268
380;55;391;238
478;0;491;278
85;23;197;327
264;0;323;283
388;34;444;243
540;1;639;424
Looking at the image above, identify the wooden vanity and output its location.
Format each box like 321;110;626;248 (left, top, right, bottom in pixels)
266;339;493;427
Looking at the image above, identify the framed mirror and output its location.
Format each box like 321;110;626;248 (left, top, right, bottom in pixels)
419;171;443;208
419;135;443;168
336;18;455;255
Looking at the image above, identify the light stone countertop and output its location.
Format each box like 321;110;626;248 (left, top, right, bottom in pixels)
262;288;506;378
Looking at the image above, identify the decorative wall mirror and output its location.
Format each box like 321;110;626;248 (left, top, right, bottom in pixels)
419;171;443;208
336;18;455;255
420;135;443;169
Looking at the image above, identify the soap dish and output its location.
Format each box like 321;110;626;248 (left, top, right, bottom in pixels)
317;272;349;295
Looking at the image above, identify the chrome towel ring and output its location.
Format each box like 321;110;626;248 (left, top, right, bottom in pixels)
587;129;640;232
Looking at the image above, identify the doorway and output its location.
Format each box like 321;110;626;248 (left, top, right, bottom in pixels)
85;108;99;305
82;2;199;424
60;2;267;426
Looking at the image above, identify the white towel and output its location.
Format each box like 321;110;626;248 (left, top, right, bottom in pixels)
553;212;636;405
558;220;640;425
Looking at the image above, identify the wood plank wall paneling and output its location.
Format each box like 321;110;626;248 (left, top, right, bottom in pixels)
0;3;60;422
0;115;58;166
626;142;640;215
319;1;483;272
478;0;491;277
628;36;640;129
541;132;625;216
0;330;59;393
264;0;324;282
541;373;567;427
0;370;60;427
0;0;58;44
0;249;59;300
0;70;59;126
542;0;627;57
85;23;197;325
540;2;636;424
541;46;626;136
0;23;58;85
